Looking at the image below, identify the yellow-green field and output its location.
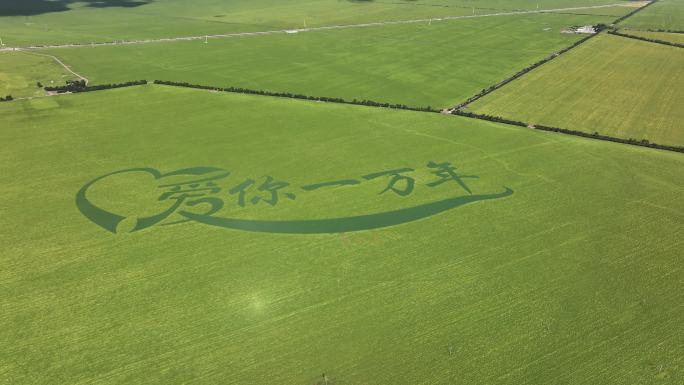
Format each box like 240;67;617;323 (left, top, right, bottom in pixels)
467;34;684;146
1;85;683;385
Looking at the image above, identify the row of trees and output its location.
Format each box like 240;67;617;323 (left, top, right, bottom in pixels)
453;110;684;153
0;95;14;102
44;79;87;93
153;80;440;113
608;30;684;48
453;33;597;110
44;80;147;93
453;111;527;127
645;28;684;34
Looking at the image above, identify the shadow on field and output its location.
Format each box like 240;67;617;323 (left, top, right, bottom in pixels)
0;0;152;16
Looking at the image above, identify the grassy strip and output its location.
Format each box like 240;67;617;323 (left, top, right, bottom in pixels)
152;80;441;113
453;110;684;153
609;29;684;48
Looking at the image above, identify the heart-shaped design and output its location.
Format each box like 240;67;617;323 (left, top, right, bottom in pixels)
76;167;230;233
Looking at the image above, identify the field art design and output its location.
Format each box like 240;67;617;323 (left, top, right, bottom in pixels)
1;1;682;385
76;165;513;234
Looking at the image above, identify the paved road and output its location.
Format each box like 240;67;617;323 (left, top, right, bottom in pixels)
15;3;632;50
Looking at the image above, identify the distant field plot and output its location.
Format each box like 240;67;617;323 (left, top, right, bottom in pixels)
468;34;684;146
1;85;683;385
545;4;634;17
620;0;684;31
0;51;75;98
0;0;631;46
44;13;616;108
620;29;684;43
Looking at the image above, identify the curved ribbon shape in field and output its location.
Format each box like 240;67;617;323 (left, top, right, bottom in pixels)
178;188;513;234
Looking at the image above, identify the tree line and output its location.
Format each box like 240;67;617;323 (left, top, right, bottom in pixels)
645;28;684;34
453;110;684;153
452;33;597;110
608;30;684;48
44;79;148;93
153;80;440;113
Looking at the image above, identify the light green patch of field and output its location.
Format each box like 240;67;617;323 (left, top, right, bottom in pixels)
620;0;684;31
0;0;630;46
1;85;683;385
0;51;75;98
467;34;684;146
621;29;684;44
43;13;616;108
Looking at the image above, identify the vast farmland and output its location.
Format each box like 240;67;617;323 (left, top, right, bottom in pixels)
0;0;633;46
467;34;684;146
41;13;617;108
2;86;683;385
1;1;683;385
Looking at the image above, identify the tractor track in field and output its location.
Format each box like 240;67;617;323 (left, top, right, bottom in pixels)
13;3;630;50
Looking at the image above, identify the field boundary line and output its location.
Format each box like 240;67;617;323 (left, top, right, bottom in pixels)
608;30;684;48
452;110;683;153
13;3;629;50
151;80;440;113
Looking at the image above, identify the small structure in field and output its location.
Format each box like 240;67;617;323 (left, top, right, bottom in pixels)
561;25;597;34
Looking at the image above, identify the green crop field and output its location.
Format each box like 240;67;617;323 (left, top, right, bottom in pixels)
620;0;684;31
1;85;682;385
467;34;684;146
2;1;683;384
42;13;616;108
0;0;632;46
0;51;76;98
